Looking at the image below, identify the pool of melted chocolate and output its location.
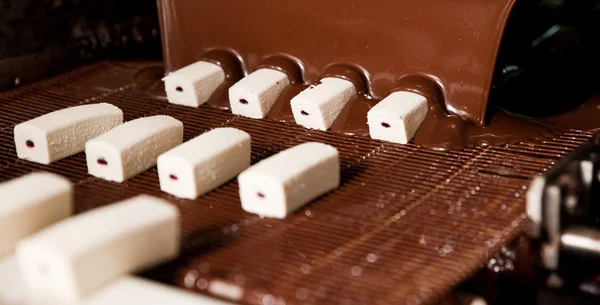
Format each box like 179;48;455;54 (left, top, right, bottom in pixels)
135;60;593;151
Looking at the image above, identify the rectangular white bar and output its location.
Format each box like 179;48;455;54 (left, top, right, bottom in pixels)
526;176;545;237
0;172;73;256
229;68;290;119
85;115;183;182
163;61;226;107
367;91;429;144
16;195;180;303
542;185;561;270
14;103;123;164
0;253;26;305
580;160;593;185
1;255;230;305
158;127;251;199
83;276;233;305
238;142;339;218
291;78;356;130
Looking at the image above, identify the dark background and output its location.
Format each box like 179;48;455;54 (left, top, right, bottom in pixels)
0;0;162;89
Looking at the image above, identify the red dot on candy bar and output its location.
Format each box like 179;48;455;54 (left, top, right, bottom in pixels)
25;140;35;148
169;174;178;181
301;110;309;116
176;86;183;92
97;158;108;166
257;192;265;199
381;122;391;128
239;99;249;104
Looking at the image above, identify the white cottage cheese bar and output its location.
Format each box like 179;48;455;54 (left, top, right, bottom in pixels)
367;91;428;144
16;195;180;303
83;276;233;305
14;103;123;164
229;68;290;119
290;78;356;130
158;127;251;199
85;115;183;182
0;172;72;257
238;142;339;218
163;61;226;107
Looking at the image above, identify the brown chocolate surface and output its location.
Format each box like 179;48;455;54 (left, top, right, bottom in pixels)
136;64;578;150
0;61;597;305
157;0;519;127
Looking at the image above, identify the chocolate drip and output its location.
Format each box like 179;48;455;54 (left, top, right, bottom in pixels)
259;56;306;122
390;76;565;150
266;84;309;123
157;0;522;126
199;50;244;110
136;66;574;151
329;94;378;137
135;65;167;100
257;56;303;84
321;64;368;95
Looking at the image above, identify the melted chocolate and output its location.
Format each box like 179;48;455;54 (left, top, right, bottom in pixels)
544;95;600;132
257;56;303;84
135;65;168;101
157;0;520;126
393;76;565;150
137;64;588;150
266;84;308;123
329;94;377;137
154;0;600;150
321;64;368;95
199;50;245;110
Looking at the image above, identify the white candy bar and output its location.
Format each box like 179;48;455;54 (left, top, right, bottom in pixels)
85;115;183;182
526;176;545;237
0;172;73;256
14;103;123;164
238;142;339;218
158;128;251;199
541;185;561;270
83;276;233;305
0;254;26;305
367;91;428;144
581;160;593;185
163;61;226;107
290;78;356;130
229;68;290;119
16;195;180;303
1;257;230;305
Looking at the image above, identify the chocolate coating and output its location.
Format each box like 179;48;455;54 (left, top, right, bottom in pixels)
257;56;303;84
266;84;309;123
157;0;519;126
199;50;245;110
321;64;368;95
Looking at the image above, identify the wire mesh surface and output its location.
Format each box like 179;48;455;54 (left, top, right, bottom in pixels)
0;61;594;305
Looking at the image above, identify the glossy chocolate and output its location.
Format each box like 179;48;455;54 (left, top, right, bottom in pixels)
257;56;303;84
329;94;378;137
157;0;519;126
200;50;245;110
266;84;309;123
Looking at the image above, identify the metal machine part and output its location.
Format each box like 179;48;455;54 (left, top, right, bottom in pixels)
526;133;600;277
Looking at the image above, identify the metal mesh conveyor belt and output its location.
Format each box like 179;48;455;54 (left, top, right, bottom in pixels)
0;61;594;305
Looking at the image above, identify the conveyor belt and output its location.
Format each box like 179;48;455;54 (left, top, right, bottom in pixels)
0;61;594;305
